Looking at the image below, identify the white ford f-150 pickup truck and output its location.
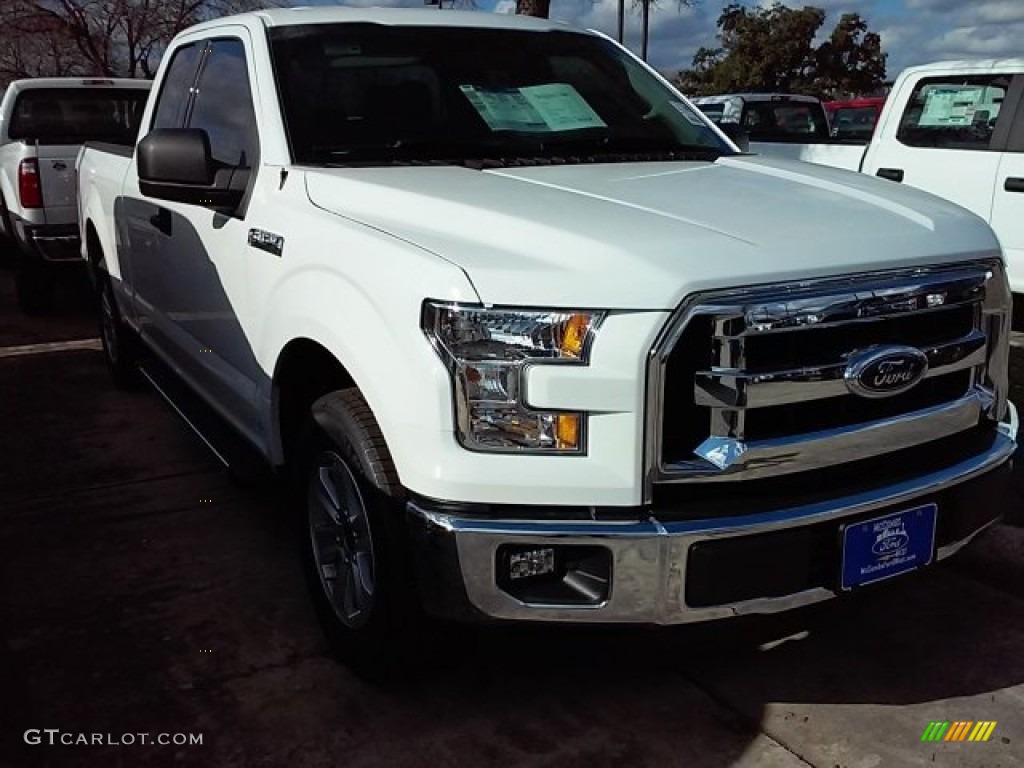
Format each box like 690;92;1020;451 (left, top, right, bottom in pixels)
77;7;1019;673
0;77;150;312
746;60;1024;311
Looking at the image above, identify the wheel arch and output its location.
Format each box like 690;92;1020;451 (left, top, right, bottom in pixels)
271;337;357;475
84;220;105;286
79;179;124;281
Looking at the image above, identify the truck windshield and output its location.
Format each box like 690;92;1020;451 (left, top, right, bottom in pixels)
8;88;148;145
830;106;880;141
741;100;830;142
268;24;733;166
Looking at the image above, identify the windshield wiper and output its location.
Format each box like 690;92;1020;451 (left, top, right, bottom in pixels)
315;134;729;168
320;135;545;162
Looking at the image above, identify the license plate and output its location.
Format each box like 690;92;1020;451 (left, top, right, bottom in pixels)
840;504;937;590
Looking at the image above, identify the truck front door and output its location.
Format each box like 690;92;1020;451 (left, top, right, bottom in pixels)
127;33;263;438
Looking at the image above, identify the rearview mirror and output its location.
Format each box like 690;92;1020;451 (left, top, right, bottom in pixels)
137;128;244;210
718;122;750;153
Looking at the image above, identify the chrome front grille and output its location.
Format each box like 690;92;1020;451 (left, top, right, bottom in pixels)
646;260;1013;498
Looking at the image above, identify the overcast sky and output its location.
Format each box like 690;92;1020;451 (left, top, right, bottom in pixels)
311;0;1024;80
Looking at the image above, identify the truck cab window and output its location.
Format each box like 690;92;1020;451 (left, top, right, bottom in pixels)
897;75;1009;151
188;39;259;169
151;44;201;131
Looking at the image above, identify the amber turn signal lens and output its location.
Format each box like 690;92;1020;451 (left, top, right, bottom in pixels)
560;314;590;359
556;413;580;450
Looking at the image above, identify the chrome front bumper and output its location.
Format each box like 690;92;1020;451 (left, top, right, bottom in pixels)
407;410;1017;625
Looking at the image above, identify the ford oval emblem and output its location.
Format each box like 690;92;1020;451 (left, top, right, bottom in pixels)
872;531;909;557
844;345;928;399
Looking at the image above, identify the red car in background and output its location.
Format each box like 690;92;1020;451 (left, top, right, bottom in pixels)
825;97;886;140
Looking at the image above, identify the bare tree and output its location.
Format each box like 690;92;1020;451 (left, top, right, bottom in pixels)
0;0;273;84
0;5;84;83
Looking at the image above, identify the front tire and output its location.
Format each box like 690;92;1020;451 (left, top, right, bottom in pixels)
297;388;421;678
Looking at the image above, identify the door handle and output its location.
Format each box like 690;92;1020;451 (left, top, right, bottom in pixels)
149;208;171;237
876;168;904;182
1004;177;1024;193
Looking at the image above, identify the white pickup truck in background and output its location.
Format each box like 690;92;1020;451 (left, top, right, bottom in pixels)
0;77;150;312
741;60;1024;310
691;92;869;171
76;7;1018;676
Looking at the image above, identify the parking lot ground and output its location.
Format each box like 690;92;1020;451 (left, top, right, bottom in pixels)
1;265;1022;768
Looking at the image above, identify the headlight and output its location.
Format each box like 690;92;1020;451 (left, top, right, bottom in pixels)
422;302;605;453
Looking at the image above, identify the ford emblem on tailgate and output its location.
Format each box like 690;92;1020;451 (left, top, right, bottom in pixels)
844;345;928;399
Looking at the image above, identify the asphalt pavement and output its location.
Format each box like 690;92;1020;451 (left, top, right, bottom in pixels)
0;260;1022;768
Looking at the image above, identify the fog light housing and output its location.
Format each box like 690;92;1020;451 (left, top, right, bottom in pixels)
508;547;556;580
497;544;611;606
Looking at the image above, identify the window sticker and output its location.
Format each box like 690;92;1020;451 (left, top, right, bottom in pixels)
521;84;606;131
460;83;606;132
459;85;548;132
919;86;1001;127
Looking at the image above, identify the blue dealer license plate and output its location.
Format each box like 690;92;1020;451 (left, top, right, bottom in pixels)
841;504;937;590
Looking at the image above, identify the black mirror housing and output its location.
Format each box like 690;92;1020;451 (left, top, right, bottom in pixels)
718;122;751;153
137;128;244;210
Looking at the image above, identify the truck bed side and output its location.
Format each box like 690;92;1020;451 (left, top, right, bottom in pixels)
76;142;133;281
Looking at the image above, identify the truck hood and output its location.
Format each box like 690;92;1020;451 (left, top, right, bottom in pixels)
304;155;999;309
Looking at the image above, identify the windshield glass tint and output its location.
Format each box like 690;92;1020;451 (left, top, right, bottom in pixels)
9;88;148;144
268;24;732;164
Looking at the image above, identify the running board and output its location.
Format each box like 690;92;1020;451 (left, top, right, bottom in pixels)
138;366;229;468
136;356;270;479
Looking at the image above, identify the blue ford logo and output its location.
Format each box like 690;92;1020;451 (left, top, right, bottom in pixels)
844;345;928;399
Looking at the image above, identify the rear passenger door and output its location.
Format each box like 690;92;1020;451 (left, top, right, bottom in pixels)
862;72;1014;221
990;75;1024;296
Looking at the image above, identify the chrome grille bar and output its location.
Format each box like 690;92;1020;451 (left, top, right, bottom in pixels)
701;266;989;337
694;330;987;409
667;391;989;482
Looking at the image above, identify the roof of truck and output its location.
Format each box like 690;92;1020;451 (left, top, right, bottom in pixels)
249;6;573;31
691;93;821;104
4;78;151;93
901;58;1024;76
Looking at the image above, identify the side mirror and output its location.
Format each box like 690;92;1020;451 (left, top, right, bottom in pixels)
137;128;244;210
718;122;750;153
